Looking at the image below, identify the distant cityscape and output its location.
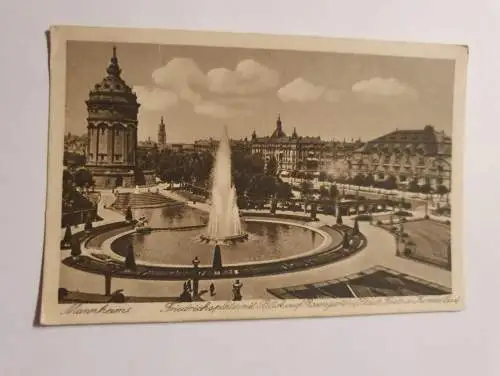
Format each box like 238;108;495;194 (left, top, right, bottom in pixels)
65;113;451;192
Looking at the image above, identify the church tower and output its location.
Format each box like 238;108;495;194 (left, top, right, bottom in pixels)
157;116;166;148
270;114;287;138
85;46;140;188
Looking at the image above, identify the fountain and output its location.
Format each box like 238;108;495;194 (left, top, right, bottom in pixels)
201;126;247;243
105;128;339;269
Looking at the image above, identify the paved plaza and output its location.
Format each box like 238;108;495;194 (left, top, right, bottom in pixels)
59;185;452;303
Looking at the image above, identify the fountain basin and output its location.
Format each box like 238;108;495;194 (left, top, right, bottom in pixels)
72;205;365;280
199;233;249;244
108;218;334;267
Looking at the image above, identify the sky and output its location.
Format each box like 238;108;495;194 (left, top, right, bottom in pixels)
65;40;455;143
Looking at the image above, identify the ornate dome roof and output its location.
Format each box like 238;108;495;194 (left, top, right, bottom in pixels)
87;46;139;106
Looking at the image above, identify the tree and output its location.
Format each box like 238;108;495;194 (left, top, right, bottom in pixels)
364;173;375;187
247;174;277;199
231;151;264;195
233;171;252;196
63;152;86;168
70;237;81;259
125;206;133;223
319;185;329;199
382;175;398;190
276;181;293;201
125;244;137;271
193;151;213;184
352;173;365;186
62;169;74;197
437;185;449;196
329;185;339;200
232;151;264;176
74;168;94;189
408;178;420;193
300;181;313;199
266;156;279;176
247;154;265;175
420;183;432;194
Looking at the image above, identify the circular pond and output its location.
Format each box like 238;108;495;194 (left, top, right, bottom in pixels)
110;205;340;266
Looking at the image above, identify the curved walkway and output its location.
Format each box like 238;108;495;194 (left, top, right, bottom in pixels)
59;186;451;301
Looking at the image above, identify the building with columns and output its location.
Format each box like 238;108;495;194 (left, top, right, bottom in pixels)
85;46;154;188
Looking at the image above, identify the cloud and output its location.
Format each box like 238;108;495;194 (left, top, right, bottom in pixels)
148;57;276;119
352;77;418;100
277;78;342;103
277;78;325;102
133;86;178;111
152;58;206;104
207;59;279;94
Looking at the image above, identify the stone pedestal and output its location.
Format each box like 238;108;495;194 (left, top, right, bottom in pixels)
87;165;136;189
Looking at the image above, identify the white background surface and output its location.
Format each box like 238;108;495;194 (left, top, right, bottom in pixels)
0;1;499;375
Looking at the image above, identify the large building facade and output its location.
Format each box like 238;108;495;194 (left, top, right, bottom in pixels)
348;125;452;189
250;115;334;175
85;47;155;188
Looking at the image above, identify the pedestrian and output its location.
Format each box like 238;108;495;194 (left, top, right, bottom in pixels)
232;279;243;301
209;282;216;296
187;279;192;292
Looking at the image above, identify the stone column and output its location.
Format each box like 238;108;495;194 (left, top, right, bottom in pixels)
107;126;113;164
95;126;100;164
111;126;115;163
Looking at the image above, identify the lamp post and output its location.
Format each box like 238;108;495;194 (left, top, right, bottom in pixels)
192;256;200;297
104;261;115;296
425;191;431;218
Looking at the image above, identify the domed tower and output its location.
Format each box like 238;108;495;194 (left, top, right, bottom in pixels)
270;114;287;138
85;46;140;188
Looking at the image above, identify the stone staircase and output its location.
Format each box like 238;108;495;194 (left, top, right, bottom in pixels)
111;192;180;210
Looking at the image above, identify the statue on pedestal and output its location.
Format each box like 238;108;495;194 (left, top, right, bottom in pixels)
310;202;317;220
179;282;193;302
336;210;343;225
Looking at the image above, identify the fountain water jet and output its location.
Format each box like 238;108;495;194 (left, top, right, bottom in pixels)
202;126;247;242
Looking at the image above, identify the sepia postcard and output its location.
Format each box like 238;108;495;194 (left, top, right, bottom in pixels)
39;25;467;326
